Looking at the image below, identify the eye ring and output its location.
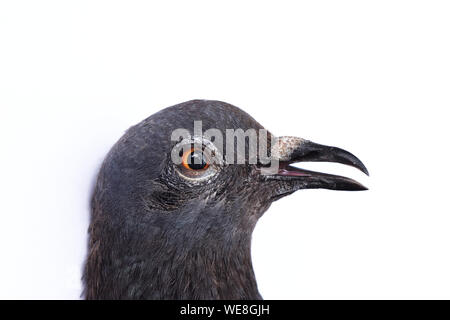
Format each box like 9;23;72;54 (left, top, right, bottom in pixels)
181;148;210;171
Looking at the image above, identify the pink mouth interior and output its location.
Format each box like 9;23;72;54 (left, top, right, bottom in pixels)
277;165;311;177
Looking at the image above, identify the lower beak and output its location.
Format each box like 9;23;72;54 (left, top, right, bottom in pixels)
264;136;369;191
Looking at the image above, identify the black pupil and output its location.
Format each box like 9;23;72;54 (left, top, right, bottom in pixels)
188;151;207;170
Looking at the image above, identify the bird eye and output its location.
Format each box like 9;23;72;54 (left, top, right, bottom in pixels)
181;148;210;171
173;139;221;182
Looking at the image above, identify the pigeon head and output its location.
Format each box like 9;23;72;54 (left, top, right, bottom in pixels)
84;100;368;299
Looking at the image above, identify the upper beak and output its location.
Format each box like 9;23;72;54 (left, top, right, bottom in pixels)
263;136;369;191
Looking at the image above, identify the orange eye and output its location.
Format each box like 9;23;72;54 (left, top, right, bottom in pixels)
181;148;210;171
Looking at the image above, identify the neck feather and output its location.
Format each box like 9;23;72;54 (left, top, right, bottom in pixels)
85;210;262;300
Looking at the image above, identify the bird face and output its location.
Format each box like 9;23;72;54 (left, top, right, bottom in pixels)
140;100;368;226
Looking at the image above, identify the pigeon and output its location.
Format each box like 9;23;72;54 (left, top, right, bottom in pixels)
83;99;368;299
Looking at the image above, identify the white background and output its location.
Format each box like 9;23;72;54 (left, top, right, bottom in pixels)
1;1;449;299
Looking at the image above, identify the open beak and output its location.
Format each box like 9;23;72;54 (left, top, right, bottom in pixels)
263;136;369;191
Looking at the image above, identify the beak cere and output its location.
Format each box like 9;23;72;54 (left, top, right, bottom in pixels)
266;136;369;191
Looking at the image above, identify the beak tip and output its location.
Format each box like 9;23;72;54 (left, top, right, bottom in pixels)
361;164;369;176
339;178;369;191
363;168;370;176
353;159;369;176
347;184;369;192
346;184;368;191
355;182;369;191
